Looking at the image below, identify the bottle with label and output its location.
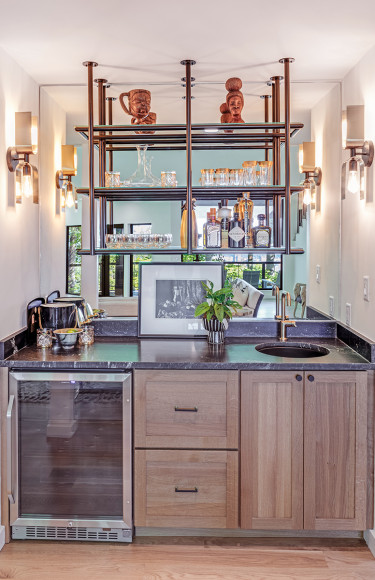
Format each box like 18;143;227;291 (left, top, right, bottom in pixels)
242;192;254;248
251;214;272;248
218;202;231;249
206;208;221;248
228;212;245;248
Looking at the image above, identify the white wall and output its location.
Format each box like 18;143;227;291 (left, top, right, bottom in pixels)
310;44;375;339
309;84;342;319
0;48;40;339
39;90;67;297
0;53;67;340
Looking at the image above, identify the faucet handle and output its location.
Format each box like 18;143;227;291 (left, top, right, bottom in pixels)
281;291;291;306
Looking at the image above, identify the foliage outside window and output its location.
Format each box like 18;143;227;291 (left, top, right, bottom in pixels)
66;226;82;295
130;224;152;296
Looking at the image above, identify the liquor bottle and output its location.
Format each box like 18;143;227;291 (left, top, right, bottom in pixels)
202;211;210;248
234;197;242;219
228;212;245;248
218;201;231;249
251;214;272;248
242;192;254;248
180;198;198;248
206;208;221;248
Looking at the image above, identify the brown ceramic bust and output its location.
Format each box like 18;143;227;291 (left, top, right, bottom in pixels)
119;89;157;133
220;78;245;124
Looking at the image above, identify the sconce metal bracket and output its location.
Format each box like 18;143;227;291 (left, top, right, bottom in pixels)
6;147;20;172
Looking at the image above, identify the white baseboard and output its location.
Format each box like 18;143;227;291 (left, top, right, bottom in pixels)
364;529;375;558
0;526;5;551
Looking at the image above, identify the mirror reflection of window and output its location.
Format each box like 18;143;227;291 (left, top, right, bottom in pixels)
130;224;152;297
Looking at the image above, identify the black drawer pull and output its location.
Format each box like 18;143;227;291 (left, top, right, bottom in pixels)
174;406;198;412
175;487;198;493
295;374;303;381
307;375;315;382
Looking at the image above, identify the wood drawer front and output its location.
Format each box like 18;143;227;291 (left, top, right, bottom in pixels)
134;370;239;448
134;449;238;528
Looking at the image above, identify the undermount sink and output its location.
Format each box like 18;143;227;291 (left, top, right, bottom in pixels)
255;342;330;359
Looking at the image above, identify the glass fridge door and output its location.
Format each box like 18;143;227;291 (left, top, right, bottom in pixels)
8;371;131;530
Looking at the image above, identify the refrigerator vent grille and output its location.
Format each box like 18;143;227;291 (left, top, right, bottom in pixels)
12;525;131;543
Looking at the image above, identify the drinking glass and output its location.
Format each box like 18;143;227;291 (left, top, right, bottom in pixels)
161;171;177;187
105;171;121;188
37;329;53;348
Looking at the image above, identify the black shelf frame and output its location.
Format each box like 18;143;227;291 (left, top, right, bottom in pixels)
76;58;303;256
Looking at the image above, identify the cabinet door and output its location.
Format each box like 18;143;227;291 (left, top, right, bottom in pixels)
241;371;304;530
304;371;370;530
134;449;238;528
134;370;239;449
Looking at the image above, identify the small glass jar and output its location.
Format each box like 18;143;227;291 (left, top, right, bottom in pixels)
78;324;95;346
258;161;273;185
201;169;215;187
105;171;121;188
215;168;229;187
161;171;177;188
37;328;53;348
242;161;257;186
229;169;243;187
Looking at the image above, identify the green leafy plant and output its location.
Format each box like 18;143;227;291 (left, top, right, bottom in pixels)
194;279;242;323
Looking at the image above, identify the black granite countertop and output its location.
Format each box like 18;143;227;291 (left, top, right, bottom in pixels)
1;336;371;371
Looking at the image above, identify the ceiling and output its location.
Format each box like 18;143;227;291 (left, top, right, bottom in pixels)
1;0;375;125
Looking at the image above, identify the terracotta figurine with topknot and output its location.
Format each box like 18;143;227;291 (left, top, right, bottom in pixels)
220;77;245;125
119;89;157;133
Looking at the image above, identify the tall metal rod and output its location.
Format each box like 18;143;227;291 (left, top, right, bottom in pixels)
271;75;283;246
280;58;294;254
107;95;116;229
261;94;272;226
181;59;196;254
95;78;108;248
83;61;98;255
270;81;278;246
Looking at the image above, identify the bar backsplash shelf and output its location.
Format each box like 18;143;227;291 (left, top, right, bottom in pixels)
76;58;304;256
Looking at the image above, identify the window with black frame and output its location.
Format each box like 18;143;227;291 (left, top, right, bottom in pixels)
66;226;82;295
98;224;125;297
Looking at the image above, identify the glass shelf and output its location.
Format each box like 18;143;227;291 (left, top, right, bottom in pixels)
77;247;304;256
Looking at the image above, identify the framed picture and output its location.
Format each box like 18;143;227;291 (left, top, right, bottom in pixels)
138;262;224;338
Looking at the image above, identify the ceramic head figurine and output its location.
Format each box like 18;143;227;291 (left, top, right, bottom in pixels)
221;78;245;124
119;89;157;132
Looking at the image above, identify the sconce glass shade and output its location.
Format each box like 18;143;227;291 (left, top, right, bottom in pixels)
302;178;316;206
65;182;75;208
15;164;23;204
21;162;33;198
347;158;360;194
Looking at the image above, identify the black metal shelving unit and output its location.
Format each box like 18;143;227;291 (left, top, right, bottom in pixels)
76;59;304;256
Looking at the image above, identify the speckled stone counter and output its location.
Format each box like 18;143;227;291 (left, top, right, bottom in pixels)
1;336;370;371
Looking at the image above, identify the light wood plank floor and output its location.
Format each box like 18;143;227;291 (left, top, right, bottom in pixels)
0;537;375;579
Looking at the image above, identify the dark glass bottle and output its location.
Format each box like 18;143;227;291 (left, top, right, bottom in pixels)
228;212;245;248
251;214;272;248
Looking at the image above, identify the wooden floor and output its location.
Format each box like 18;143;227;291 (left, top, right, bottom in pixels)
0;537;375;579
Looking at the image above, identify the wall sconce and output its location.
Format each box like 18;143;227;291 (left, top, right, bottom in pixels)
55;145;78;210
7;112;38;204
342;105;374;199
298;141;322;207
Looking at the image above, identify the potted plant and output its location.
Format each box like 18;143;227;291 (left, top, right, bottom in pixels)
194;279;241;344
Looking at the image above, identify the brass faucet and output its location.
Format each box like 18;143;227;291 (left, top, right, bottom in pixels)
272;285;280;319
280;291;296;342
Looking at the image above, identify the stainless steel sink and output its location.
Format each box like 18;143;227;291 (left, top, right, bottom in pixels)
255;342;330;358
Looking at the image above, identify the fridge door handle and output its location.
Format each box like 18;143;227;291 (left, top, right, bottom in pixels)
6;395;15;504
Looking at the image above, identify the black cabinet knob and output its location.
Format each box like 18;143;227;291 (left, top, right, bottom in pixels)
307;375;315;382
296;374;303;381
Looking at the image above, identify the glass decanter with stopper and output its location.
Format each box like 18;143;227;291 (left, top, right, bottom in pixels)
251;214;272;248
126;144;160;187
